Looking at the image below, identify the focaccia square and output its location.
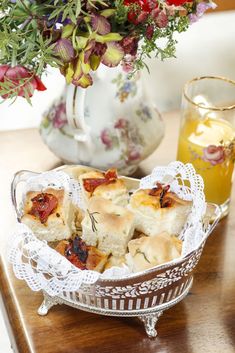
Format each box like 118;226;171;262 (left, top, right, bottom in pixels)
81;196;135;257
128;184;192;236
55;239;108;273
21;188;76;242
79;169;128;206
86;246;108;272
104;255;126;270
126;232;182;273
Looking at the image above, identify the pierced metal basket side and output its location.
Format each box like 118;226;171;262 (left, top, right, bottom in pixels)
59;242;204;313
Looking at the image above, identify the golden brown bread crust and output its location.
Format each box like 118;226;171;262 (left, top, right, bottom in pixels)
104;255;126;270
21;188;76;242
130;188;190;210
86;247;108;272
127;232;182;272
23;188;64;219
55;240;69;256
54;240;108;273
79;170;128;206
129;188;192;236
22;168;193;273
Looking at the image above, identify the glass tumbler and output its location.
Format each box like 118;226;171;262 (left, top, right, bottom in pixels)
177;76;235;218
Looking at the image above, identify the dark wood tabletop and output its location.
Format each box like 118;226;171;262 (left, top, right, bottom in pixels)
0;112;235;353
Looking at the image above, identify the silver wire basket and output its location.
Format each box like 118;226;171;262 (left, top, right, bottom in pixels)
10;165;220;338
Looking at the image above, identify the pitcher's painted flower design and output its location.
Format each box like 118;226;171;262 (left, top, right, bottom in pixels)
41;100;68;131
100;117;145;166
136;104;152;122
100;129;114;149
51;102;67;128
128;149;141;161
112;73;138;102
114;118;128;129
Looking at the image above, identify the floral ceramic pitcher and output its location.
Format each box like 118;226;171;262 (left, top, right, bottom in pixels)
40;65;164;175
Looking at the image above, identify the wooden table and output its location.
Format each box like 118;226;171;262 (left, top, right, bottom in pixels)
0;112;235;353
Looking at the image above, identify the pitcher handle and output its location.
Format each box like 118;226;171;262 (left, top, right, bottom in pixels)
66;84;90;142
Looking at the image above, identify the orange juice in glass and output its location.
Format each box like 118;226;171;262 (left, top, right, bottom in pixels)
177;77;235;217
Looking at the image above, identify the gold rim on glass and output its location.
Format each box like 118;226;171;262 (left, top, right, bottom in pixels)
183;76;235;111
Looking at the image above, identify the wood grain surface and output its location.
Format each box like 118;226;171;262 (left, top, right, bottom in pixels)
214;0;235;12
0;112;235;353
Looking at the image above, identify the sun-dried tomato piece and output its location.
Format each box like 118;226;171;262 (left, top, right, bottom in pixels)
161;195;174;208
72;236;88;263
64;237;88;270
83;178;107;193
105;168;118;180
149;182;164;196
149;183;172;207
29;193;58;223
83;169;118;193
149;188;161;197
66;252;87;270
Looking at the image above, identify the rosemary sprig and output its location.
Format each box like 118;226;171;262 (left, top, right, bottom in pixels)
87;210;99;232
135;248;151;264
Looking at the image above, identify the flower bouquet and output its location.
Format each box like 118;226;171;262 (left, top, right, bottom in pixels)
0;0;216;101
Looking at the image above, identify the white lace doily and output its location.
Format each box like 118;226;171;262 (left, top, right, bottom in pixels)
8;223;99;296
8;162;215;296
23;170;84;209
139;161;207;255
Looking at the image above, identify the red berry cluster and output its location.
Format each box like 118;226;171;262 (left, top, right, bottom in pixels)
124;0;159;25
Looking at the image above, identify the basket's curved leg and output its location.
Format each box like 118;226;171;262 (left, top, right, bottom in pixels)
38;293;64;316
139;311;163;338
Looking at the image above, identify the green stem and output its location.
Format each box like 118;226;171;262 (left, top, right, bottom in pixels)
20;17;32;30
18;0;31;15
11;49;17;67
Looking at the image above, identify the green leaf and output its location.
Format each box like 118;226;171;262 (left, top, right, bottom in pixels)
76;36;89;50
94;33;123;43
62;24;76;39
76;1;81;17
100;9;116;17
90;54;100;71
101;41;124;67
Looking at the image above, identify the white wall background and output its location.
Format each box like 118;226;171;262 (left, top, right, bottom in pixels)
143;10;235;112
0;11;235;131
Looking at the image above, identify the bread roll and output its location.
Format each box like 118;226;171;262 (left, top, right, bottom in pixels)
81;196;135;257
21;188;77;242
129;186;192;236
79;169;128;206
86;247;108;272
126;232;182;273
104;255;126;270
55;239;108;272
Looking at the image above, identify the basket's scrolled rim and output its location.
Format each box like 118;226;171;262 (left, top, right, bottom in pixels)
10;165;221;284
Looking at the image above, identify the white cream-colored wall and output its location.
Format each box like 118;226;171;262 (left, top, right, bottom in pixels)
142;11;235;112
